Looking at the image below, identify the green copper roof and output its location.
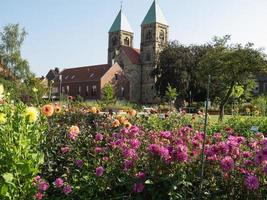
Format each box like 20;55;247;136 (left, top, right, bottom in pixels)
142;0;168;26
109;10;133;33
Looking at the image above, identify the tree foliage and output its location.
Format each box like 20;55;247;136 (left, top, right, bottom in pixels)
155;36;267;121
153;41;209;105
198;35;267;120
0;24;47;103
101;84;115;106
0;24;32;80
165;84;178;103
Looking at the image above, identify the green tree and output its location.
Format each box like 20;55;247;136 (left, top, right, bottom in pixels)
101;83;115;106
0;24;32;80
165;84;178;110
198;35;267;121
0;24;48;103
153;41;209;105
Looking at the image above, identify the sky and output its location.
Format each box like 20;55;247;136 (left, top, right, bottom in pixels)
1;0;267;77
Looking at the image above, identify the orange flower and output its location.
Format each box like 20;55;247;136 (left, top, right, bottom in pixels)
116;115;126;124
69;125;80;134
41;104;54;117
112;119;120;127
123;120;132;129
128;109;137;117
54;105;62;113
90;107;97;114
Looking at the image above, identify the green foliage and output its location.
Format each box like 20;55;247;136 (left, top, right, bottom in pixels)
101;83;115;106
0;96;47;199
153;41;209;104
225;115;267;136
0;24;47;103
165;84;177;103
198;35;267;121
251;95;267;116
0;24;31;80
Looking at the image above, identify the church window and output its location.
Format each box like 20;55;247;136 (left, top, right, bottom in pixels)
124;37;130;46
66;85;70;94
112;36;118;46
146;30;152;41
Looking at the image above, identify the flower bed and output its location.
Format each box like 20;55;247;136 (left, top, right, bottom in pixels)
37;109;267;199
1;85;267;199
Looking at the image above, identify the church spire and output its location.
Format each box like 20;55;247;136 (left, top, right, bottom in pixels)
109;9;133;33
142;0;168;26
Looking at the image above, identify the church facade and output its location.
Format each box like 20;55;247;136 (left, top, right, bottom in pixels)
47;1;169;103
108;0;168;103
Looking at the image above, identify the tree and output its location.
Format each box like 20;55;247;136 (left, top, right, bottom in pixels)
0;24;31;80
165;84;178;110
153;41;209;105
101;84;115;106
0;24;47;103
198;35;267;121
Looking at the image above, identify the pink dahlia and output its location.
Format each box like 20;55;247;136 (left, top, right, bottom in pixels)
61;146;70;154
133;183;145;193
160;131;172;139
130;139;141;149
221;156;234;172
54;178;64;188
96;166;104;177
35;192;43;200
63;185;72;195
38;181;49;191
244;175;259;190
95;133;104;141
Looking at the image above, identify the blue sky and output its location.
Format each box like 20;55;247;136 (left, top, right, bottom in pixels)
1;0;267;76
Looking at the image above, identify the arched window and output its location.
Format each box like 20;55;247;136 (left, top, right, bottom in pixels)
124;37;130;46
146;30;152;41
112;36;118;46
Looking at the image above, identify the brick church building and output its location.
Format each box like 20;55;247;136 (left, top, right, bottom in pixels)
47;0;168;103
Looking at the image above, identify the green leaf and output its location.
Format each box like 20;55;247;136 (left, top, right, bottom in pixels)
2;173;13;184
0;184;10;197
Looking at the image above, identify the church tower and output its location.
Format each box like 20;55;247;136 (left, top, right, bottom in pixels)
140;0;168;103
108;9;134;66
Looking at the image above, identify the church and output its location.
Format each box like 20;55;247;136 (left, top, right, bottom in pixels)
47;0;168;103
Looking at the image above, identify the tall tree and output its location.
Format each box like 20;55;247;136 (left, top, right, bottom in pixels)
198;35;267;121
153;41;209;105
0;24;31;80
